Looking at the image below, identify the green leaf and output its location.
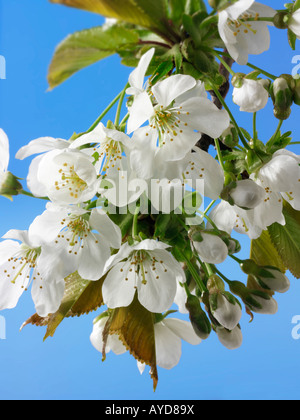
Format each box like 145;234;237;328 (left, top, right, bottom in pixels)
184;0;207;14
108;295;158;390
268;201;300;278
250;230;286;274
288;28;297;50
48;24;139;89
49;0;173;40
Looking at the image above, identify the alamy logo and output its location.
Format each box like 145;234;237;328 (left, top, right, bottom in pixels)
0;316;6;340
292;55;300;77
0;55;6;80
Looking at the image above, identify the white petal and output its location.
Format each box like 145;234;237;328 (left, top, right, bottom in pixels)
154;322;182;369
185;149;224;200
193;233;228;264
230;179;265;208
216;326;243;350
212;294;242;330
152;74;196;107
163;318;202;345
102;261;137;309
0;129;9;172
31;277;65;317
127;91;154;134
78;234;110;280
128;48;155;91
137;260;177;313
89;209;121;250
16;137;69;160
179;97;230;139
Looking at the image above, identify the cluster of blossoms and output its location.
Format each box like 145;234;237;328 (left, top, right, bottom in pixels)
1;0;300;387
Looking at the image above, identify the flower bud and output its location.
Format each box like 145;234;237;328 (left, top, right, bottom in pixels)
273;11;289;29
248;293;278;315
255;267;290;293
231;72;245;88
220;124;239;148
209;292;242;331
0;171;22;199
271;76;294;120
293;77;300;106
185;294;211;340
207;274;225;294
229;179;265;209
191;231;228;264
216;325;243;350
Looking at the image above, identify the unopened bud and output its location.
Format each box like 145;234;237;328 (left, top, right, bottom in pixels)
271;76;294;120
231;72;245;88
0;172;22;199
220;124;239;148
186;295;211;340
293;77;300;106
207;274;225;294
273;11;289;29
216;325;243;349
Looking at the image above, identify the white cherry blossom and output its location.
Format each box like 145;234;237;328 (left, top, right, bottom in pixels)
252;149;300;211
0;229;69;317
126;50;230;161
218;0;276;65
102;239;186;313
16;135;70;197
29;204;121;281
33;149;100;205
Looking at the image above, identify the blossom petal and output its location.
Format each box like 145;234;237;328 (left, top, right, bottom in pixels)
154;322;182;369
163;318;202;345
0;129;9;172
152;74;196;107
102;261;137;309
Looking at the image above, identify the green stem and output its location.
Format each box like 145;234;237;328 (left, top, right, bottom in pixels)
213;51;235;77
175;248;206;293
267;119;283;149
203;199;216;216
20;190;49;200
205;263;215;277
229;254;243;264
215;138;226;172
246;63;277;81
209;83;251;150
115;83;130;127
253;112;258;145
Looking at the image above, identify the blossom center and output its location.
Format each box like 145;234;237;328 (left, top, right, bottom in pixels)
150;105;187;147
55;162;87;199
228;11;259;36
2;245;42;289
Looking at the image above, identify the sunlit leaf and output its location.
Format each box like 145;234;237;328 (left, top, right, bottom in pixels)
108;295;158;390
48;24;139;89
268;201;300;279
49;0;172;39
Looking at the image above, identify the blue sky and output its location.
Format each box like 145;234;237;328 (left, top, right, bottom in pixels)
1;0;300;400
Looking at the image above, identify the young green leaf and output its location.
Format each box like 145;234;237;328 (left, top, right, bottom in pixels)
48;24;139;89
